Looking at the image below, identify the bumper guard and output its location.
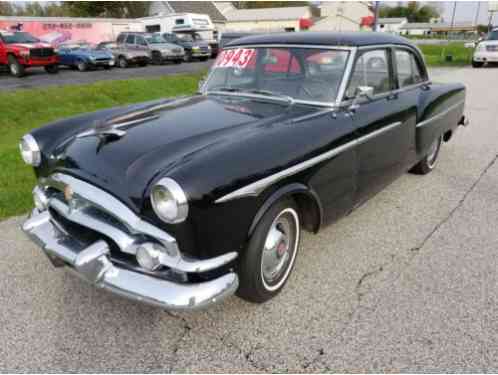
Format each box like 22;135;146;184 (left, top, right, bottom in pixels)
22;209;239;310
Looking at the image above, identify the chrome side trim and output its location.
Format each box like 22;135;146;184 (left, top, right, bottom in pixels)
216;121;403;203
356;121;402;145
416;99;465;128
22;210;239;311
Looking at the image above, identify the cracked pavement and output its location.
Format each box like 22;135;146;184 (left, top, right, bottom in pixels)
1;67;497;372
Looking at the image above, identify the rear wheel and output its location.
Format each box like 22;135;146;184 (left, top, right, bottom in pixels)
410;135;443;175
237;198;301;303
174;59;182;64
200;56;209;62
472;60;484;68
8;55;25;77
44;64;59;74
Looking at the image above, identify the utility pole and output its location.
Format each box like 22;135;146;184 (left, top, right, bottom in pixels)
474;1;481;26
373;1;380;32
450;1;457;40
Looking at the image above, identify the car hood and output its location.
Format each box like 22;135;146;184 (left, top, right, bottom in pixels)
151;43;181;50
53;95;318;212
73;49;112;58
480;40;498;46
9;42;52;50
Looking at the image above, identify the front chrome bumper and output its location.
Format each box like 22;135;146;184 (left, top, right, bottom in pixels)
21;173;240;310
22;209;239;310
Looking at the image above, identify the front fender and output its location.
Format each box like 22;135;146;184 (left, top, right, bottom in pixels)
248;183;323;237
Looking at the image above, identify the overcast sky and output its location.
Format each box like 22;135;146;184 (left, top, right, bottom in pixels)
440;1;492;24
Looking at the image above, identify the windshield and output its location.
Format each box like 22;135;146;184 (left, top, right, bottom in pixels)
145;34;166;44
176;33;194;42
1;32;39;44
204;47;350;104
488;30;498;40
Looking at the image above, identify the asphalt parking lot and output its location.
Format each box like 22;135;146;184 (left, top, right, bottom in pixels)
0;60;212;92
1;66;497;372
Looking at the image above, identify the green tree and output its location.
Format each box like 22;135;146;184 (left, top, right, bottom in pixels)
379;2;439;23
60;2;150;18
0;2;16;16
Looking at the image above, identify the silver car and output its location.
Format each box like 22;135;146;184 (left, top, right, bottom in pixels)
97;41;150;68
116;32;184;65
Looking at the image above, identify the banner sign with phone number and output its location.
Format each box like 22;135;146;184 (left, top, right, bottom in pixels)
215;48;256;68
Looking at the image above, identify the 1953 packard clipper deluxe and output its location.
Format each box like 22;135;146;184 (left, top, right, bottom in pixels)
20;33;468;310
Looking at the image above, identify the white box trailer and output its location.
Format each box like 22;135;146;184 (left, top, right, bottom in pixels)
0;16;143;46
140;13;215;41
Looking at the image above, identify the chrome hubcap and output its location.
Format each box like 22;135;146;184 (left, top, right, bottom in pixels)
427;137;441;169
10;64;18;74
261;208;299;291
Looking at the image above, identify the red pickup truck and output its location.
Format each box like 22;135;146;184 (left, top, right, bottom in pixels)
0;30;59;77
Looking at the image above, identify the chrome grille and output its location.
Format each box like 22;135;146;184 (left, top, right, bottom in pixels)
30;48;55;58
486;45;498;52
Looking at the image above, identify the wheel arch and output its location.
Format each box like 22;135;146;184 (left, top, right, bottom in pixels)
248;183;323;238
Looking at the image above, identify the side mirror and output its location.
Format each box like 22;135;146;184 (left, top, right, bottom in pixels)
349;86;374;111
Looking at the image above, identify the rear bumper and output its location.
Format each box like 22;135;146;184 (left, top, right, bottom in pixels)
22;209;239;310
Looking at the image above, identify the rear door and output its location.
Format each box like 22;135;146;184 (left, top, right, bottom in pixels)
346;47;416;205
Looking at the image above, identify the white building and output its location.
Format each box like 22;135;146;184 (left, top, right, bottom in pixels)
399;22;433;36
311;2;372;32
221;6;313;32
377;17;407;34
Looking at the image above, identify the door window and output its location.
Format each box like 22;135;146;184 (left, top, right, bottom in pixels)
136;36;147;46
346;49;392;98
125;34;135;44
395;49;424;87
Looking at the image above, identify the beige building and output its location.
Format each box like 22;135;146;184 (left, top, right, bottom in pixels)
311;2;372;32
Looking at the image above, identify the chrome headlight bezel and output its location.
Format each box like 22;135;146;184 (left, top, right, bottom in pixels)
151;178;188;224
19;134;41;167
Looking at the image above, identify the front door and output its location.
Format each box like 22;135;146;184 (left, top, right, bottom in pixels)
346;47;416;205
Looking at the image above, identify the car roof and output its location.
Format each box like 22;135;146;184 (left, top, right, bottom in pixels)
227;32;415;48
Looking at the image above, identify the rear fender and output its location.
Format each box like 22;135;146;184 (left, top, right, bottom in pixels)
416;83;466;156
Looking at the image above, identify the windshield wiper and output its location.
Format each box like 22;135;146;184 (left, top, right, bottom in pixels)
206;87;293;104
244;89;294;104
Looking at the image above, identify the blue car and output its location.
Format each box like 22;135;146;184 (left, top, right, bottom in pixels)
58;42;115;71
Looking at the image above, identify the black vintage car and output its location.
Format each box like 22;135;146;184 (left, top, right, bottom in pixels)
21;32;468;310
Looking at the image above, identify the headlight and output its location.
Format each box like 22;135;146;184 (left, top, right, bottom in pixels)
161;49;171;54
19;134;41;166
151;178;188;224
20;49;30;57
89;56;96;61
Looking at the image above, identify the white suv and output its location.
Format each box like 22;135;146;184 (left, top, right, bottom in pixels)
472;28;498;68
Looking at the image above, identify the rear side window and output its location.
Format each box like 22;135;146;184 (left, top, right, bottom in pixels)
117;34;125;43
346;49;392;98
395;49;424;88
125;34;135;44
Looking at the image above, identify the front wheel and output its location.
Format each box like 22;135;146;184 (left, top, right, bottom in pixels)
410;135;443;175
237;198;301;303
44;64;59;74
77;60;87;72
8;55;25;77
472;60;484;68
118;56;128;68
